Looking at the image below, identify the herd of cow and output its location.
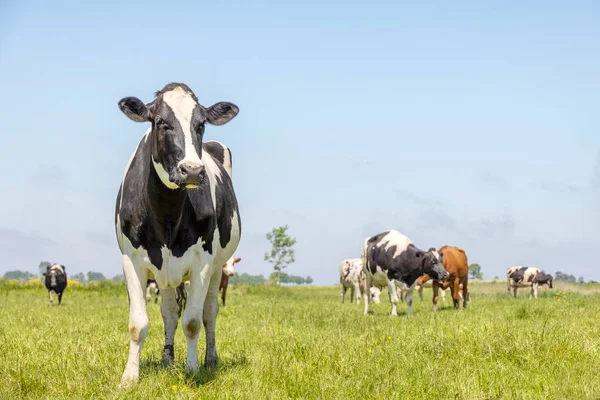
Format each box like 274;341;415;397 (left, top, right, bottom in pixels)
339;230;555;316
37;83;555;387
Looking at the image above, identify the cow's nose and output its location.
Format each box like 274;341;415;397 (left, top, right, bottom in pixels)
178;162;204;183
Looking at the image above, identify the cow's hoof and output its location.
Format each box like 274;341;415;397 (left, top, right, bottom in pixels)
204;357;219;368
162;346;175;365
119;370;139;389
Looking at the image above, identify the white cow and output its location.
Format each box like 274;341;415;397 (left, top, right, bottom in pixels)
339;258;366;304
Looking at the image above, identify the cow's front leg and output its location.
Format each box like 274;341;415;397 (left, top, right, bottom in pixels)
387;280;398;316
340;284;346;303
405;284;416;316
120;255;148;387
530;283;539;299
432;281;440;312
182;258;214;371
513;287;518;298
160;287;179;365
203;265;223;367
48;291;53;305
58;291;63;305
451;277;460;309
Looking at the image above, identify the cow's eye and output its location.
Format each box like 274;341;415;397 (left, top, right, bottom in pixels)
155;116;170;129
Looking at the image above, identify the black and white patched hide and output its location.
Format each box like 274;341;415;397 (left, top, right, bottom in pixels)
361;230;449;316
114;82;242;386
44;264;67;305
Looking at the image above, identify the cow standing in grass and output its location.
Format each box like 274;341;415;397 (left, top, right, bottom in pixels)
220;256;241;306
43;264;67;305
361;230;449;316
419;246;469;311
507;266;553;299
146;279;160;304
339;258;366;304
115;83;240;386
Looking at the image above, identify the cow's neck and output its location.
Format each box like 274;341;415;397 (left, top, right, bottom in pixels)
147;160;187;245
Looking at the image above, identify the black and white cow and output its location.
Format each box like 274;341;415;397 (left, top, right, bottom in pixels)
507;266;553;299
115;83;241;386
146;279;160;304
43;264;67;305
362;230;449;316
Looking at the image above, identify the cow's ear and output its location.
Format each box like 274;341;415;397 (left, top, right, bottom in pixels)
206;102;239;126
234;257;242;263
118;97;152;122
415;251;423;258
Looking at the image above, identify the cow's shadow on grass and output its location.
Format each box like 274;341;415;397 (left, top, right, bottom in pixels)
140;354;249;386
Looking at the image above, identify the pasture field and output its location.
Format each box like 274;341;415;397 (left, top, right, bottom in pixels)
1;281;600;399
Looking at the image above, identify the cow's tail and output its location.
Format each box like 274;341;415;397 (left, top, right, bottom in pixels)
361;238;369;274
176;283;187;318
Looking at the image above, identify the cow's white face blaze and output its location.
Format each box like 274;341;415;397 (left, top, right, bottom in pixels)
222;257;241;277
118;82;239;190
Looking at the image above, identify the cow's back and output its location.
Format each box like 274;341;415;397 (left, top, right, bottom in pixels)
438;246;468;278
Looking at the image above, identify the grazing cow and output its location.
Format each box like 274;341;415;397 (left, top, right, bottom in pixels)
339;258;366;304
361;230;449;316
146;279;160;304
43;264;67;305
507;266;553;299
219;256;241;306
115;82;240;386
421;246;469;311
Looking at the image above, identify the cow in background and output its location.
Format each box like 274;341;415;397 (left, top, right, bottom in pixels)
220;257;241;306
339;258;366;304
43;264;67;305
146;279;160;304
362;230;449;316
419;246;469;311
507;266;553;299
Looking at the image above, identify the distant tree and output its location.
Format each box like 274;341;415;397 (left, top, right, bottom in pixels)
230;273;266;285
269;273;312;285
555;271;577;283
264;225;296;286
112;274;125;282
86;271;106;281
578;276;585;284
38;261;52;278
72;273;86;283
3;270;36;281
468;263;483;280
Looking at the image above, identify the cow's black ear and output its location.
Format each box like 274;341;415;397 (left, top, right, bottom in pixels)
118;97;152;122
206;102;239;126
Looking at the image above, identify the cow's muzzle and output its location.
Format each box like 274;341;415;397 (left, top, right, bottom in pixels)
177;162;205;187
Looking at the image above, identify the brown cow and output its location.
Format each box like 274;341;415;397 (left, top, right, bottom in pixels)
219;256;242;306
421;246;469;311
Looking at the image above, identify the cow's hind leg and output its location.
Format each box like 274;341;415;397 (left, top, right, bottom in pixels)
462;279;469;308
418;286;424;301
451;277;460;310
182;257;214;371
48;291;53;305
513;287;518;298
363;274;371;315
160;287;179;365
120;255;149;387
354;282;361;304
340;284;346;303
58;291;63;305
203;264;223;367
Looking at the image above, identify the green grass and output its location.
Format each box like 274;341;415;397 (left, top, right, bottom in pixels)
1;281;600;399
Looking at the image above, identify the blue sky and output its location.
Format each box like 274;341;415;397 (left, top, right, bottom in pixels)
1;1;599;284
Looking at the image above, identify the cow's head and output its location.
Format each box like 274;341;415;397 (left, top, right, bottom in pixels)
535;272;553;289
420;250;449;281
222;257;241;277
118;83;239;189
370;286;381;304
46;264;65;284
